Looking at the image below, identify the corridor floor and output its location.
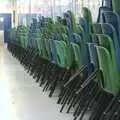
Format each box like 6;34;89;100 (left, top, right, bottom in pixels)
0;45;73;120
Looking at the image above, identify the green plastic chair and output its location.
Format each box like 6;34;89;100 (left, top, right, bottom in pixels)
53;40;75;69
71;42;82;69
54;21;67;35
19;31;28;48
92;34;117;68
61;33;70;44
92;23;120;76
61;33;74;68
78;25;85;41
36;37;42;56
98;35;117;67
67;10;78;33
91;34;100;44
10;27;17;41
36;32;42;56
92;23;103;34
82;7;93;35
92;34;119;83
35;33;47;59
66;44;74;69
20;36;28;49
16;25;29;49
40;37;49;60
44;38;52;61
35;28;52;60
54;40;68;68
96;45;120;96
98;34;119;83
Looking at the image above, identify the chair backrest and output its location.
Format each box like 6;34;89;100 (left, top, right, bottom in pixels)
67;10;78;33
87;42;119;96
64;13;72;32
51;33;62;41
50;39;56;63
39;37;48;59
34;28;49;59
36;37;42;56
72;33;90;66
27;22;38;49
32;32;40;49
54;40;69;68
17;26;29;48
87;43;98;68
97;35;118;79
10;28;17;41
83;7;93;34
44;38;51;60
71;42;82;69
92;25;117;63
96;45;119;96
64;17;73;41
54;21;67;35
92;23;120;73
102;11;120;42
61;33;69;44
91;34;100;44
21;36;28;49
93;23;103;34
72;33;82;44
77;24;85;41
79;17;89;37
97;6;112;23
102;23;120;72
92;33;119;80
38;16;45;28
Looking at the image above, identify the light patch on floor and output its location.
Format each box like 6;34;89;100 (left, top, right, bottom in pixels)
0;46;74;120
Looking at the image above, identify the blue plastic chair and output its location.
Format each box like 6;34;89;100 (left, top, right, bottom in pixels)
88;43;99;69
97;7;112;23
64;14;73;41
102;11;120;43
79;17;89;42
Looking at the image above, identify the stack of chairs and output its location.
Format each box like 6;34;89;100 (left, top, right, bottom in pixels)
8;1;120;119
94;0;120;119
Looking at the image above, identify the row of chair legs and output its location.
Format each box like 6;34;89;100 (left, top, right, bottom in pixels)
7;43;120;120
7;43;72;97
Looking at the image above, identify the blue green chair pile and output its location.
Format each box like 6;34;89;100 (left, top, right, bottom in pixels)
8;16;76;97
8;7;120;120
57;7;119;119
57;8;120;120
94;0;120;119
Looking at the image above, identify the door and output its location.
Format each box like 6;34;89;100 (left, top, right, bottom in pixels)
0;17;4;44
0;14;12;43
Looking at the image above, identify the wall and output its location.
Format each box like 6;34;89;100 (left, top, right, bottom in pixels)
0;0;11;13
14;0;102;26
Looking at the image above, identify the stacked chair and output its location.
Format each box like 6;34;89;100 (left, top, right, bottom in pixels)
97;0;112;22
8;0;120;119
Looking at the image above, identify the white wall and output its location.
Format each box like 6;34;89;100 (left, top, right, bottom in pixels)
15;0;103;25
0;0;11;13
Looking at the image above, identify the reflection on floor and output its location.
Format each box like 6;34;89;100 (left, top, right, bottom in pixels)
0;46;73;120
0;31;4;44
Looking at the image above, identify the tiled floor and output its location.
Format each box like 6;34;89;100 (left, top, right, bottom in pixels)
0;46;73;120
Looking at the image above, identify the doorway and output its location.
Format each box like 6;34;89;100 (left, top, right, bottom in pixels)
0;17;4;44
0;14;12;43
